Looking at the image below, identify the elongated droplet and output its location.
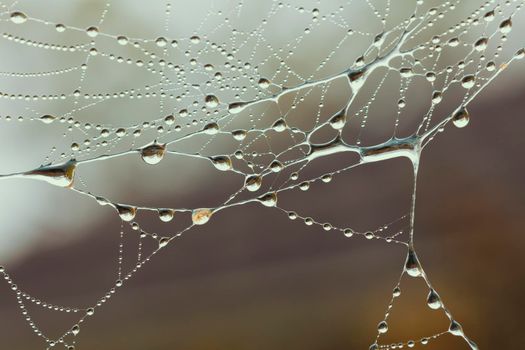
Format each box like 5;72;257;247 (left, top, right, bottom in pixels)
452;107;470;128
228;101;247;114
116;204;137;222
158;209;174;222
210;155;232;171
427;289;442;310
23;159;77;187
329;109;346;130
39;115;56;124
258;192;277;207
192;208;212;225
449;320;464;336
159;237;169;248
140;142;166;165
405;249;422;277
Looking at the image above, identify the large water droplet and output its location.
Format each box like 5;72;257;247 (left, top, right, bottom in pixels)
205;95;219;108
158;209;174;222
272;118;287;132
86;26;99;38
24;159;77;187
40;115;56;124
258;192;277;207
71;325;80;336
452;107;470;128
192;208;212;225
140;142;166;165
228;102;247;114
210;155;232;171
405;249;422;277
426;289;442;310
245;175;262;191
377;321;388;334
329;109;346;130
461;75;475;89
10;11;27;24
116;204;137;222
499;18;512;34
449;320;464;336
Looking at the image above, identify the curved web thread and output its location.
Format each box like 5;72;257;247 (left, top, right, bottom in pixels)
0;0;523;349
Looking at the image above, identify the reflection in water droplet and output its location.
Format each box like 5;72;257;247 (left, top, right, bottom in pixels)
192;208;212;225
245;175;262;191
405;249;422;277
23;159;77;187
461;75;475;89
427;289;442;310
116;204;137;222
452;107;470;128
10;12;27;24
210;155;232;171
71;325;80;336
499;18;512;34
449;320;464;336
40;115;56;124
159;237;169;248
258;192;277;207
205;95;219;108
158;209;174;222
377;321;388;334
140;143;166;165
228;101;247;114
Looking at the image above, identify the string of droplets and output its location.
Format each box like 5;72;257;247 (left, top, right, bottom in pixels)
0;1;524;349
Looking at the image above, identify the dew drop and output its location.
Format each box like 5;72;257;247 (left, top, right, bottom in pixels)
272;118;287;132
245;175;262;191
499;18;512;34
71;325;80;336
203;122;219;135
159;237;169;248
426;289;442;310
258;78;270;89
204;95;219;108
40;114;56;124
10;11;27;24
258;192;277;207
232;129;247;141
210;155;232;171
86;26;99;38
449;320;464;336
155;37;168;47
190;35;201;44
405;249;422;277
474;37;488;51
461;75;475;89
192;208;212;225
228;101;247;114
140;142;166;165
452;107;470;128
329;109;346;130
116;204;137;222
377;321;388;334
158;209;174;222
24;159;77;187
117;36;129;46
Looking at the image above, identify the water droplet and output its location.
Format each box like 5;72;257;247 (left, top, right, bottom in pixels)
55;24;66;32
452;107;470;128
116;204;137;222
228;101;247;114
329;109;346;130
449;320;464;336
405;249;422;277
461;75;475;89
164;115;175;125
400;67;414;78
474;37;488;51
205;95;219;108
158;209;174;222
203;122;219;135
86;26;99;38
258;78;270;89
272;118;287;132
86;308;94;316
270;161;283;172
377;321;388;334
192;208;212;225
245;175;262;191
393;287;401;297
258;192;277;207
117;36;129;45
140;142;166;165
232;129;247;141
40;115;56;124
24;159;77;187
155;37;168;47
499;18;512;34
159;237;169;248
426;289;442;310
10;11;27;24
71;325;80;336
211;155;232;171
190;35;201;44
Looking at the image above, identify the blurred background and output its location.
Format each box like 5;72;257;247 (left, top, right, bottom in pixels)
0;0;524;349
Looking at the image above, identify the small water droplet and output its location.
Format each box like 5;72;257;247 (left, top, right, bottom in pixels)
117;36;129;45
427;289;442;310
232;129;247;141
204;95;219;108
159;237;169;248
86;26;99;38
228;101;247;114
461;75;475;89
71;325;80;336
329;109;346;130
258;192;277;207
258;78;270;89
499;18;512;34
377;321;388;334
40;115;56;124
203;122;219;135
449;320;464;336
155;37;168;47
272;118;287;132
211;155;232;171
245;175;262;191
405;249;422;277
158;209;174;222
116;204;137;222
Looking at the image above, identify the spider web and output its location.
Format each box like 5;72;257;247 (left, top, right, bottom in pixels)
0;0;523;349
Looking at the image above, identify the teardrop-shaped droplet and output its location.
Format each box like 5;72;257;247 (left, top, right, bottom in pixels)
258;192;277;207
405;249;422;277
158;209;174;222
203;122;219;135
117;36;129;45
24;159;77;187
499;18;512;34
474;37;488;51
86;26;99;38
159;237;169;248
10;11;27;24
377;321;388;334
228;101;248;114
449;320;464;336
270;160;283;172
272;118;287;132
400;67;414;78
211;155;232;171
155;37;168;47
329;109;346;130
204;95;219;108
71;324;80;336
258;78;270;89
116;204;137;222
140;143;166;165
245;175;262;191
452;107;470;128
232;129;247;141
427;289;442;310
192;208;212;225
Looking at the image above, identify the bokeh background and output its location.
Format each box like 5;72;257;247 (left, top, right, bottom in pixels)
0;0;524;349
